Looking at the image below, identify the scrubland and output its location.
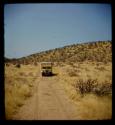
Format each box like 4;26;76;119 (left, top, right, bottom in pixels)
5;61;112;120
5;64;40;119
56;61;112;119
5;41;112;120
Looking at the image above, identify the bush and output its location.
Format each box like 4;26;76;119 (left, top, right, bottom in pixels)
68;69;80;77
74;79;97;95
5;63;10;67
95;66;106;71
16;64;21;68
93;82;112;96
74;79;112;96
68;71;78;77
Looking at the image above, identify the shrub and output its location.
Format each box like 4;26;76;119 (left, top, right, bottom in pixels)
74;79;112;97
28;72;34;76
5;63;10;67
19;72;25;76
74;79;97;95
18;84;32;98
68;69;80;77
16;64;21;68
68;71;78;77
93;82;112;96
95;66;106;71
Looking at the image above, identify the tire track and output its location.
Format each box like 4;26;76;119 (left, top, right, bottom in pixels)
12;76;79;120
46;78;70;119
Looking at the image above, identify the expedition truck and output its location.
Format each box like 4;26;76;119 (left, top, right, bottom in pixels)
41;62;53;76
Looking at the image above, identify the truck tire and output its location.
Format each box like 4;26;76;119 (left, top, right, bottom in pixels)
42;72;44;76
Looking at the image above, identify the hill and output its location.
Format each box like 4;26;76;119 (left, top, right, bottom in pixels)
5;40;112;65
5;40;112;120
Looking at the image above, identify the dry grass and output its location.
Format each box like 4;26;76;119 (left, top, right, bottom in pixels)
68;69;80;77
76;94;112;120
5;61;112;120
5;64;40;119
58;61;112;119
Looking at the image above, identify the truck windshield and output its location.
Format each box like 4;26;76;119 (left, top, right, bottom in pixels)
42;67;51;69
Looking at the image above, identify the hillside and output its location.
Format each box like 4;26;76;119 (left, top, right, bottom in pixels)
5;40;112;65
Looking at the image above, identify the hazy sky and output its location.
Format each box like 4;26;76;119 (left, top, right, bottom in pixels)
4;3;112;58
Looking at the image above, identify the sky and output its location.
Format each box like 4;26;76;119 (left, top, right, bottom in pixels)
4;3;112;58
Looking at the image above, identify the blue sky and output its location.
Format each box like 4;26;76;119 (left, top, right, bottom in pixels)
4;3;112;58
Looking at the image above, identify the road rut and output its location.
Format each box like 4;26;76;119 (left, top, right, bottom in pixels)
12;76;79;120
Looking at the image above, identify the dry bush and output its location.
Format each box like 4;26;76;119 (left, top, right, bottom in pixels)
68;62;74;66
28;72;34;76
68;69;80;77
95;66;106;71
74;79;112;96
5;63;10;67
85;67;90;71
74;79;97;95
60;63;65;67
68;71;78;77
93;82;112;96
19;72;26;76
18;84;32;98
57;62;65;67
16;64;21;68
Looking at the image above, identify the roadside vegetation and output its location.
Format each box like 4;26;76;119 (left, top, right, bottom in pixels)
58;61;112;119
5;64;39;119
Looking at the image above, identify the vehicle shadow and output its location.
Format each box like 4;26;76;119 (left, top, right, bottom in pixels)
51;73;58;77
42;73;58;77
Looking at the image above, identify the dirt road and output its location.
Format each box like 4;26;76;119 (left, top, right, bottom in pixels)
12;76;79;120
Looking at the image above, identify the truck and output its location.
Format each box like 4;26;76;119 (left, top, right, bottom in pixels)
41;62;53;76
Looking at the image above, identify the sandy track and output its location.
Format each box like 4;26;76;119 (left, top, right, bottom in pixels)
12;76;79;120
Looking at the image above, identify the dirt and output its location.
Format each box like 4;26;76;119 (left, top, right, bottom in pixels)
12;75;80;120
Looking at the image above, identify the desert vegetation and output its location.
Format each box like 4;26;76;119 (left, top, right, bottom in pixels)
5;41;111;65
74;79;112;96
58;61;112;119
5;64;40;119
5;40;112;119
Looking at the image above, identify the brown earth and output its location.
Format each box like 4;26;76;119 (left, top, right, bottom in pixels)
12;75;80;120
5;62;112;120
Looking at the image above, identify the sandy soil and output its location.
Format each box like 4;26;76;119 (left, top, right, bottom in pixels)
12;75;80;120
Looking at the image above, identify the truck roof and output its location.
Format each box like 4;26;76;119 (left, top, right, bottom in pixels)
41;62;52;64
